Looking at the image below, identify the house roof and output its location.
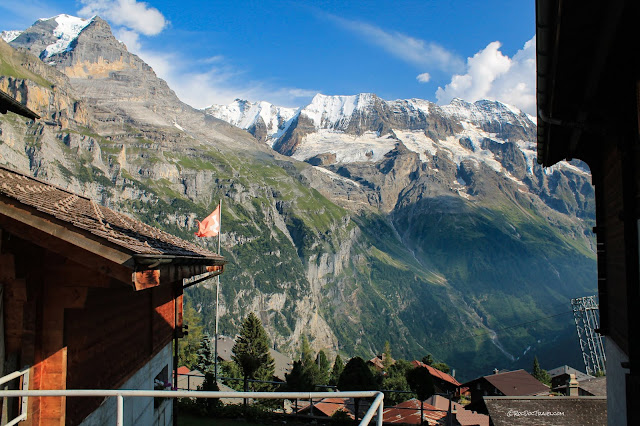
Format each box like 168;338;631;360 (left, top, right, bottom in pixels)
382;399;446;425
299;397;353;418
464;370;549;397
424;395;489;426
176;366;191;375
578;376;607;396
411;360;461;387
547;365;592;382
483;396;607;426
0;165;224;264
0;89;39;120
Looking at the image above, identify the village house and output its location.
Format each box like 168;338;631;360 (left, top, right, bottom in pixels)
410;360;461;396
0;165;225;425
424;395;489;426
460;369;549;413
547;365;593;390
381;398;445;425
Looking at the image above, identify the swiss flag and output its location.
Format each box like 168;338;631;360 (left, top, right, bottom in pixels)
195;205;221;237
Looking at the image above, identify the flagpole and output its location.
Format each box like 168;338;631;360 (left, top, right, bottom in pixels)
214;199;221;383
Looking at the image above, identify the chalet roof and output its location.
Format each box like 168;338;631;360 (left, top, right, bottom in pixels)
176;366;191;375
0;165;224;264
578;376;607;396
382;399;445;425
299;397;353;418
411;360;461;387
483;396;607;426
425;395;489;426
0;89;39;120
464;370;549;397
547;365;592;382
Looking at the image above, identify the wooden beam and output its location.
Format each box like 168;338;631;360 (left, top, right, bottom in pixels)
0;206;134;285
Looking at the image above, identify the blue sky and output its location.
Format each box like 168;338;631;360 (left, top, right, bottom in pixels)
0;1;536;113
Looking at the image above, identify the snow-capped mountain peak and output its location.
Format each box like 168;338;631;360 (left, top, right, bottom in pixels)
204;99;297;145
6;14;94;60
441;97;534;130
1;30;22;43
301;93;377;129
41;14;93;58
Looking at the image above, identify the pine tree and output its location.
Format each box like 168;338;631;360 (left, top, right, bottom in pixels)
421;354;434;366
196;331;214;374
382;341;393;371
316;350;330;385
338;357;378;420
285;360;314;391
232;312;275;392
381;359;415;405
329;354;344;386
532;356;551;386
431;361;450;374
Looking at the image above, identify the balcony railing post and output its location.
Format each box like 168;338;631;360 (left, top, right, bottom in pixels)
116;394;124;426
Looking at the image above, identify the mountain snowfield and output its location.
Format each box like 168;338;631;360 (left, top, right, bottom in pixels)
0;30;22;43
205;99;297;143
207;94;586;197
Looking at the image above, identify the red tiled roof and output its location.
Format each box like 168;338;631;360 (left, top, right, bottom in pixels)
382;399;446;425
177;366;191;375
308;398;353;418
369;356;384;370
0;166;224;262
411;361;461;387
425;395;489;426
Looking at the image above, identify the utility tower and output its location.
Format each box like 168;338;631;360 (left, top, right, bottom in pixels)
571;296;606;376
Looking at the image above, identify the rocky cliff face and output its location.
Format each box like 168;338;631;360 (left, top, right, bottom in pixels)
1;15;596;379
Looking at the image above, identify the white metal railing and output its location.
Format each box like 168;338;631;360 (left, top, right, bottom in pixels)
0;389;384;426
0;367;30;426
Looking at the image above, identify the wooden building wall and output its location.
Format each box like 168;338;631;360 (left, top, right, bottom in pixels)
1;229;183;426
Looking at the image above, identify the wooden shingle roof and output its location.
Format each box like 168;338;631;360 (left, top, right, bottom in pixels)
0;165;223;264
482;370;549;396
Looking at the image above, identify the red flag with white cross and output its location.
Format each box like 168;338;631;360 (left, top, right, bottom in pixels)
195;205;221;237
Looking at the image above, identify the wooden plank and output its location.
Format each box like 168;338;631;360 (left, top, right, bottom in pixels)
3;275;26;354
134;269;161;290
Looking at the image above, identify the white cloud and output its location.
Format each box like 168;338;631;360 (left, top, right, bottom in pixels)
330;16;464;74
436;36;536;115
416;72;431;83
119;38;316;108
116;28;141;52
168;69;319;108
78;0;167;36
